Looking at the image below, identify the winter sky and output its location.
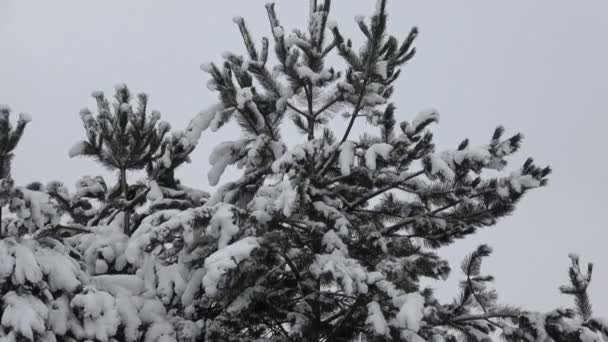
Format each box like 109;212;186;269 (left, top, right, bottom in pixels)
1;0;607;316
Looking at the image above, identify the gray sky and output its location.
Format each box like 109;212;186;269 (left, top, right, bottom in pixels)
1;0;607;317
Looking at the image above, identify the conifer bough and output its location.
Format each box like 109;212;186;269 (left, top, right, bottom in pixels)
0;0;605;341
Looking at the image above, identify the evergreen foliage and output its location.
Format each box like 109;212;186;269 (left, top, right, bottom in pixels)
69;85;171;235
0;1;605;341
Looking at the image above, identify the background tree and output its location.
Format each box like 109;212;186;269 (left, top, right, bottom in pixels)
69;85;170;235
0;106;31;224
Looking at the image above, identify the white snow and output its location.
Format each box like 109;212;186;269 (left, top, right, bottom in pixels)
361;92;387;107
509;171;541;193
272;26;284;37
119;103;131;113
321;230;348;254
327;19;338;30
127;209;193;266
114;83;128;92
18;112;32;123
35;248;81;292
427;154;455;181
394;292;425;332
114;293;142;342
70;289;120;342
375;61;388;79
365;143;393;170
236;87;254;110
74;175;105;199
200;62;214;72
68;141;89;158
183;103;224;149
366;301;389;336
202;237;259;297
208;141;240;186
309;251;369;296
338;141;356;176
274;178;297;218
181;268;205;307
156;263;187;305
147;180;164;202
0;240;15;282
295;65;332;84
401;330;426;342
91;90;104;98
410;108;439;132
12;242;42;284
1;292;48;340
208;204;240;249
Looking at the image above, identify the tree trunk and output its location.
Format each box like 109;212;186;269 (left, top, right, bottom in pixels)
120;168;130;235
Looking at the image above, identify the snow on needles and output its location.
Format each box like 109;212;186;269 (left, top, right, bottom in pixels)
365;143;393;170
203;237;259;297
339;141;356;176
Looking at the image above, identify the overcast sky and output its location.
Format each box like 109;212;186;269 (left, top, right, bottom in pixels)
1;0;607;317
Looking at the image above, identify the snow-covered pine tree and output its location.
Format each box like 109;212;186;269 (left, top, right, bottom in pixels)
0;106;31;225
498;254;608;342
169;0;558;340
0;1;605;341
0;107;198;342
69;85;171;235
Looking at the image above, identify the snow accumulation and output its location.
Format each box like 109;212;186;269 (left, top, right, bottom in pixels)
366;301;389;336
18;112;32;123
1;292;48;340
68;140;89;158
127;209;193;266
338;141;356;176
70;289;121;341
394;292;425;332
208;140;246;186
182;103;225;149
361;92;387;107
236;87;254;110
12;241;43;284
35;248;81;292
207;204;239;249
74;175;106;199
373;280;426;333
427;154;456;181
404;108;440;135
327;19;338;30
374;61;389;79
202;236;259;297
274;178;297;218
321;229;348;254
75;223;130;274
272;26;284;37
272;140;326;173
309;251;370;296
114;83;128;92
313;201;349;236
365;143;393;170
147;180;164;202
248;177;297;224
295;65;332;85
200;62;214;73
